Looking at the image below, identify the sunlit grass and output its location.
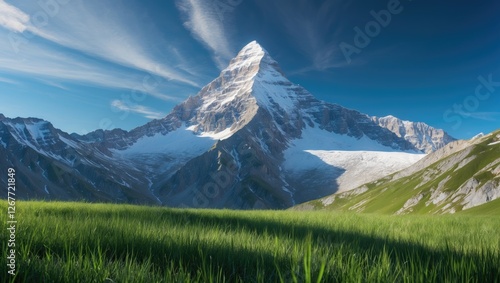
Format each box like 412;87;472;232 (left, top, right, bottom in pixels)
1;201;499;282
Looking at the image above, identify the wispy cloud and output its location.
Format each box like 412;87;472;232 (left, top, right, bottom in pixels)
36;79;69;91
111;100;166;120
176;0;235;69
462;112;500;121
0;77;19;85
25;1;200;87
0;0;206;101
0;0;29;32
254;0;363;73
256;0;347;72
0;41;173;100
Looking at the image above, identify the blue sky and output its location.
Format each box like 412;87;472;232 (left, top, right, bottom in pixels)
0;0;499;139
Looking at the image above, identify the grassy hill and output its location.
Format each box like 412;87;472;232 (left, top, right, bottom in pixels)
296;130;500;215
1;201;499;282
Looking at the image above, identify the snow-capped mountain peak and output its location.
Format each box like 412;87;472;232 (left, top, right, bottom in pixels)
471;132;485;140
224;41;281;73
184;41;311;138
225;41;270;70
2;117;59;149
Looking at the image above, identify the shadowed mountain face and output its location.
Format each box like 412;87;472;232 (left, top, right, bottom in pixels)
0;41;455;209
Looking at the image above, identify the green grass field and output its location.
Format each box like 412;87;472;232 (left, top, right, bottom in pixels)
1;201;499;282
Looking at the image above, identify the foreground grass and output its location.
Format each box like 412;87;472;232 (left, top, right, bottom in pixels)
1;201;499;282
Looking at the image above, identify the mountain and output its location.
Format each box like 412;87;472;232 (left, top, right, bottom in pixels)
0;116;158;204
372;115;456;153
295;130;500;214
0;41;456;209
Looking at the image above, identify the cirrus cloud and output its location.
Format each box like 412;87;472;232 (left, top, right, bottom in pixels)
176;0;236;69
0;0;29;32
0;0;206;101
111;100;166;120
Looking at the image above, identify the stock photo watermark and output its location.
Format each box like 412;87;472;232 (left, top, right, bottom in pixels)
9;0;73;53
6;168;17;276
186;158;239;208
49;65;169;182
212;0;243;21
101;65;167;131
443;74;499;130
182;132;274;208
339;0;413;64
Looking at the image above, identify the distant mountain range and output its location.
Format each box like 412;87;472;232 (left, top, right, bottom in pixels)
372;115;456;153
0;41;462;209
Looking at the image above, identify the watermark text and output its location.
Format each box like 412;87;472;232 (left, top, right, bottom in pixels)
6;168;17;276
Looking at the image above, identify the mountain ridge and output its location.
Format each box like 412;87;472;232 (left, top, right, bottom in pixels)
372;115;456;153
0;41;457;209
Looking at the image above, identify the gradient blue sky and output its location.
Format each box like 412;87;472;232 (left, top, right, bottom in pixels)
0;0;499;139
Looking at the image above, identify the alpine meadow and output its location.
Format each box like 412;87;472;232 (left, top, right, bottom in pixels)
1;201;499;282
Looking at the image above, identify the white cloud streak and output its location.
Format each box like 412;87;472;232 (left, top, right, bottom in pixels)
0;0;29;32
0;0;207;101
256;0;349;72
25;1;200;87
0;40;179;101
111;100;165;119
176;0;235;69
462;112;500;121
0;77;19;85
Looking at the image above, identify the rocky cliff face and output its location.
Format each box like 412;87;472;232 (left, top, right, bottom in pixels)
372;115;456;153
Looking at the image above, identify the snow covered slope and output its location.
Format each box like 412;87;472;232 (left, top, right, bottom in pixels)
284;125;425;193
295;130;500;214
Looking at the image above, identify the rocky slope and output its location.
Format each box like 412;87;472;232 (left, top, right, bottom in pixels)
372;115;456;153
0;115;157;204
